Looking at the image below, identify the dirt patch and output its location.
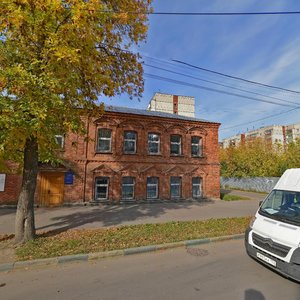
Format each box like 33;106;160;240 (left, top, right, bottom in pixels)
0;238;16;264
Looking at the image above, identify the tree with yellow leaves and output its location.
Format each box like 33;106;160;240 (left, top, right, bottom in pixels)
220;138;300;178
0;0;152;243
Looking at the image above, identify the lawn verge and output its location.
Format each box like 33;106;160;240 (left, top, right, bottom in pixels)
220;193;251;201
14;217;251;261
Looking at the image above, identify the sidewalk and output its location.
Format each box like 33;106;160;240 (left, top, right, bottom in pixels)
0;190;265;268
0;190;264;235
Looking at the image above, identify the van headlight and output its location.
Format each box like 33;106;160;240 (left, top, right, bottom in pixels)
249;216;256;228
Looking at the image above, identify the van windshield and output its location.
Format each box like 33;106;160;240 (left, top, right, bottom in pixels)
259;189;300;226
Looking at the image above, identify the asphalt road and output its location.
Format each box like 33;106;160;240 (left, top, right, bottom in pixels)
1;239;299;300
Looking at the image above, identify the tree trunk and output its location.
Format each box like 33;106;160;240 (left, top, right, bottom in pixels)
15;136;38;244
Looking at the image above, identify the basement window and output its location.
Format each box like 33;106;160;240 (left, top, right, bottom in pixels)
122;177;135;199
95;177;109;201
192;177;202;198
170;176;181;198
147;177;159;199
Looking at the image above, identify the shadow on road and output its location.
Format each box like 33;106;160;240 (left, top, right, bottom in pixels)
0;208;16;217
36;200;214;235
245;289;265;300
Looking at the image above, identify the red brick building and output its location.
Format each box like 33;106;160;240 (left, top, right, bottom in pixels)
0;106;220;206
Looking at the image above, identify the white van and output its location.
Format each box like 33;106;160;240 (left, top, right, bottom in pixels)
245;168;300;281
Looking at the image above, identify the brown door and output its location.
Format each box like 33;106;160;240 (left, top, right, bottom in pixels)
38;172;64;206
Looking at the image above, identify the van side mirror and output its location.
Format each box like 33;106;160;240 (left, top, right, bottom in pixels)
259;201;263;207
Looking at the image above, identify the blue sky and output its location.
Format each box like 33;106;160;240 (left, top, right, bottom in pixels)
103;0;300;140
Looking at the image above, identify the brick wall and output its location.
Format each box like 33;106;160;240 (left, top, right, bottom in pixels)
63;111;221;203
0;110;221;205
0;173;22;204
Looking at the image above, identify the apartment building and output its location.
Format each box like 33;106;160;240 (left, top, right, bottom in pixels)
285;123;300;144
148;92;195;117
221;122;300;148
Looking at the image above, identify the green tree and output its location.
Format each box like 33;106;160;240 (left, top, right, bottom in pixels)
278;139;300;173
220;139;283;178
0;0;152;243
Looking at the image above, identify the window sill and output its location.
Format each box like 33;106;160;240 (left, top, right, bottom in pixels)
148;153;162;156
95;151;113;154
170;154;184;157
170;197;183;201
120;198;136;204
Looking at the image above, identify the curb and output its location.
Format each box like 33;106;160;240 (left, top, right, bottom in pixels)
0;234;244;273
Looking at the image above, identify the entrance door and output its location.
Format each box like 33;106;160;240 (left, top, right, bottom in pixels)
38;172;64;206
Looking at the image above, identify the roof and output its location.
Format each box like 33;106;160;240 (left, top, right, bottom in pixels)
274;168;300;192
105;105;219;124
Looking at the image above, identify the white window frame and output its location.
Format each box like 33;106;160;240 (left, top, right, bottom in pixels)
147;177;159;199
122;177;135;199
55;135;64;148
95;177;109;201
170;135;182;155
191;136;202;157
0;174;6;192
148;133;160;155
170;176;181;198
192;177;202;198
98;128;112;153
123;131;137;154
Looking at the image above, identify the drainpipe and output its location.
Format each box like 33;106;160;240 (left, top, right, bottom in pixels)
83;116;90;203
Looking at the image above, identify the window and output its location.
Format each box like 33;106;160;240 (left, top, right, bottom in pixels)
191;136;202;157
122;177;135;199
0;174;5;192
170;135;182;155
192;177;202;198
148;133;160;154
170;177;181;198
147;177;159;199
97;129;112;152
95;177;109;201
259;190;300;226
124;131;137;154
55;135;64;148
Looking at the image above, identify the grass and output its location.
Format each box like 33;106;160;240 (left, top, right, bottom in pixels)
14;217;251;261
222;186;268;195
220;193;251;201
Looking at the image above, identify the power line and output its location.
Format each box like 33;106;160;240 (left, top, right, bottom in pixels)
144;73;299;108
173;59;300;95
144;63;300;106
81;44;300;99
100;10;300;16
220;108;299;131
144;69;300;131
2;2;300;16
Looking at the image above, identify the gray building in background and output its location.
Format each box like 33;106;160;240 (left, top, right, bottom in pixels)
221;122;300;149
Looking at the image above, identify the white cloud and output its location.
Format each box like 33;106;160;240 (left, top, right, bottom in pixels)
250;38;300;84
